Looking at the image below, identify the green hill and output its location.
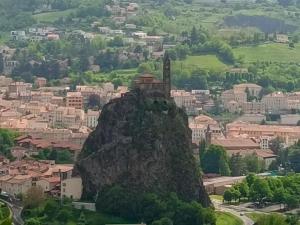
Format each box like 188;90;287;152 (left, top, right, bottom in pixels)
233;43;300;63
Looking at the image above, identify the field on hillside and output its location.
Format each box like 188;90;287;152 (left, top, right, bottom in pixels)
174;55;229;72
233;43;300;63
33;9;75;22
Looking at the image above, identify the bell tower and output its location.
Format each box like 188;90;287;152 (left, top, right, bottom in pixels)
163;53;171;98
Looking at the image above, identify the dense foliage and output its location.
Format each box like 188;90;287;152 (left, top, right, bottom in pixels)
23;198;131;225
223;173;300;210
96;185;216;225
33;149;73;164
0;129;18;159
200;144;231;176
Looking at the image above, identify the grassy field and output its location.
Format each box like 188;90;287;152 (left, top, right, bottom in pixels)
233;43;300;63
33;9;75;22
210;195;224;201
216;212;243;225
246;213;263;222
174;55;229;72
92;69;138;86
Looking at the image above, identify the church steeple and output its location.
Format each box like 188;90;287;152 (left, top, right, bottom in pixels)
163;53;171;98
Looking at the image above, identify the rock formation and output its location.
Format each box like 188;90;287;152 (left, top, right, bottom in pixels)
75;89;211;207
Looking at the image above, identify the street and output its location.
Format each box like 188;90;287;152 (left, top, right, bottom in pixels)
213;199;254;225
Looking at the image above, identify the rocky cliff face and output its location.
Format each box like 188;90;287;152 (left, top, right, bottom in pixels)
75;89;211;206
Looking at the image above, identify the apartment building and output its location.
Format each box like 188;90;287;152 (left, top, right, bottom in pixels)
233;83;262;97
171;90;196;108
262;92;288;113
221;89;247;106
34;77;47;87
8;82;32;100
61;177;82;200
0;76;13;87
241;101;265;114
66;92;83;109
226;122;300;146
84;110;100;128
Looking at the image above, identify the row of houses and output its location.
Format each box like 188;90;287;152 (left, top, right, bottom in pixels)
221;83;300;114
0;159;82;200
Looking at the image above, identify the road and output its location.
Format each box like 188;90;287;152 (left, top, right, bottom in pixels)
0;199;23;225
213;199;254;225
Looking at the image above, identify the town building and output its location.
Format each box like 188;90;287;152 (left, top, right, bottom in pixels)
171;90;195;109
281;114;300;125
241;101;265;114
0;76;13;87
226;121;300;146
236;114;266;124
61;177;82;200
275;34;289;43
34;77;47;87
233;83;262;98
66;92;83;109
7;82;32;100
221;89;247;108
262;92;288;113
84;110;100;128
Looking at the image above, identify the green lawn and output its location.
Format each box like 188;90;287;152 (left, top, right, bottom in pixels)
33;9;75;22
175;55;229;72
216;212;243;225
233;43;300;63
210;195;224;201
246;213;263;222
91;69;138;86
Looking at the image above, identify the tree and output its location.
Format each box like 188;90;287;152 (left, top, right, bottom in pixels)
272;187;286;208
108;36;124;47
229;153;246;176
199;140;206;166
190;26;199;46
285;195;299;210
24;218;42;225
173;201;215;225
44;200;59;218
175;44;189;60
166;49;177;60
246;173;257;187
289;42;295;48
236;182;249;199
56;208;72;223
256;214;288;225
88;94;101;109
219;157;231;176
151;217;173;225
77;212;87;225
249;178;272;205
23;186;45;209
138;193;166;223
288;147;300;172
223;189;233;203
269;137;284;155
91;36;106;50
244;154;263;173
202;145;231;175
